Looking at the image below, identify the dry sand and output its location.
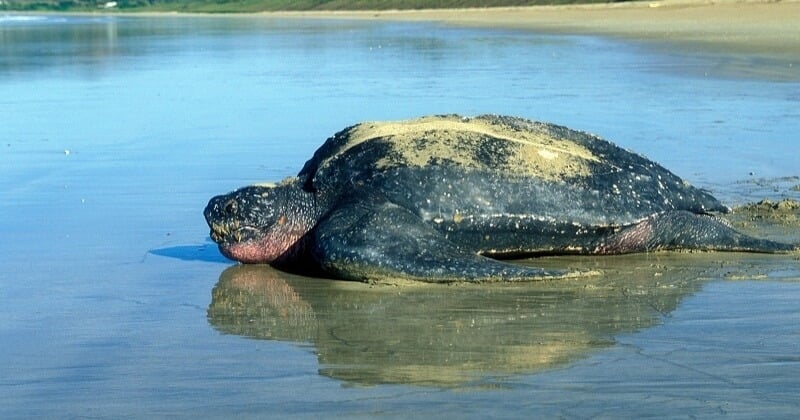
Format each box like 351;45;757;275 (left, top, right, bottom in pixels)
268;0;800;59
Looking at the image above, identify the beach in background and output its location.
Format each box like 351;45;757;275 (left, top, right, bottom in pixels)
271;0;800;73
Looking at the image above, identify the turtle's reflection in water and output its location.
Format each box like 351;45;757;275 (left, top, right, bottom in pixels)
207;253;784;387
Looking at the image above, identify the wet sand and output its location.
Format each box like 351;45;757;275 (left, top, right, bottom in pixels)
267;0;800;58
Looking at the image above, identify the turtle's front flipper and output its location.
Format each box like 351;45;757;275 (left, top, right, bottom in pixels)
312;198;567;283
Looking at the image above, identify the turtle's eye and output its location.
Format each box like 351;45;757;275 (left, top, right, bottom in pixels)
224;199;238;215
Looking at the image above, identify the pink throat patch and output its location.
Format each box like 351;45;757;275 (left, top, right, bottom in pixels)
220;239;279;264
219;224;307;264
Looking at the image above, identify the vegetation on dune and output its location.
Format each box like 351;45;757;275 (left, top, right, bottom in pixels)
1;0;627;13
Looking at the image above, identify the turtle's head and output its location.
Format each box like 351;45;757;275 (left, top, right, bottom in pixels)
204;178;316;264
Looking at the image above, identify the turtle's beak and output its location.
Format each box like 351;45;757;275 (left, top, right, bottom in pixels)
205;193;237;241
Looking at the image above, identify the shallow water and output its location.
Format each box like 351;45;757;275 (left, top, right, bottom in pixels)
1;14;799;418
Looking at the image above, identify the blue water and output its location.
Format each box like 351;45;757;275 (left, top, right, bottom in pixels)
1;14;799;418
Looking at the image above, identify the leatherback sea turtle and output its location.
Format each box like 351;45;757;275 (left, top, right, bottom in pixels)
204;115;794;282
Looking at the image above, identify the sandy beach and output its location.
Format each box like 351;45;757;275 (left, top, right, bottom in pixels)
268;0;800;58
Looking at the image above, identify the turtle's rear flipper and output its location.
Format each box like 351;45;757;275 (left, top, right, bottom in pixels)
594;211;795;254
312;198;568;283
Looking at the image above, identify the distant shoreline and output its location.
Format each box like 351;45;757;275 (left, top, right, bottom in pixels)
13;0;800;63
259;0;800;58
